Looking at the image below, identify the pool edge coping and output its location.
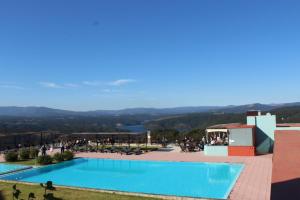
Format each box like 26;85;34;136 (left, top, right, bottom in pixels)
223;164;245;199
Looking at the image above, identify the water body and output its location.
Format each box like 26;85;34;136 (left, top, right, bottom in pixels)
119;124;146;132
2;158;244;199
0;164;29;175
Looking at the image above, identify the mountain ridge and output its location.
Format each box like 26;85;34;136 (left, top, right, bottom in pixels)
0;102;300;117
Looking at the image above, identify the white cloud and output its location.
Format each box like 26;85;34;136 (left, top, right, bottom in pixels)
40;82;63;88
108;79;136;86
82;81;102;86
39;82;80;89
64;83;79;88
0;84;24;90
83;79;136;87
102;89;121;93
102;89;112;93
39;79;136;89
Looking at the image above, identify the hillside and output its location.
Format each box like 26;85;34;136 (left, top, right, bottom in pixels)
1;104;300;135
0;114;156;134
146;105;300;132
145;113;246;132
272;106;300;123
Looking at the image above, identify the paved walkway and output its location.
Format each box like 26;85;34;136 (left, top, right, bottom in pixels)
76;151;272;200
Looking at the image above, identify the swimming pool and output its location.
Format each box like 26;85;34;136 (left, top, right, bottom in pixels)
1;158;243;199
0;163;30;175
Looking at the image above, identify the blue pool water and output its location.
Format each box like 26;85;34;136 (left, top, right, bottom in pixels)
1;158;243;199
0;163;29;175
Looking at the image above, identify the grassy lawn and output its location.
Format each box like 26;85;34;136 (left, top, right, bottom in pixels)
6;159;38;166
0;181;161;200
5;159;62;166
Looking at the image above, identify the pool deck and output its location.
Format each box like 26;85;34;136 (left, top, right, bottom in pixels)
0;149;272;200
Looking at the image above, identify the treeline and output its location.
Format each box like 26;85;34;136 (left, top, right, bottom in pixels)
272;106;300;123
148;106;300;142
0;114;155;134
145;113;246;132
2;105;300;141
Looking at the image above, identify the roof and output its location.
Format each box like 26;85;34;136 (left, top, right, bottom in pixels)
276;123;300;128
271;130;300;200
207;123;255;129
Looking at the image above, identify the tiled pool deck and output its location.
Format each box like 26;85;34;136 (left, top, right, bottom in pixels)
0;150;272;200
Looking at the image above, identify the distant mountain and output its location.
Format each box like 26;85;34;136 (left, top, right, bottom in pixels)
146;104;300;132
95;106;222;116
0;106;77;117
216;103;276;113
0;106;221;117
0;102;300;117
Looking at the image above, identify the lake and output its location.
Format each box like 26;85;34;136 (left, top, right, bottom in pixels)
119;124;146;132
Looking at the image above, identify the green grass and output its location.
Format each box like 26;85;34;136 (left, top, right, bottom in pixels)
5;159;38;166
0;181;161;200
5;158;64;166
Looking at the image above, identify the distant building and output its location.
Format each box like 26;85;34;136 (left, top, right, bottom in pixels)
271;130;300;200
204;111;300;156
247;111;276;154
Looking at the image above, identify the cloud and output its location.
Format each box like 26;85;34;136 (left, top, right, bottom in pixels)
83;79;136;87
102;89;121;93
0;84;24;90
82;81;102;86
64;83;79;88
40;82;63;88
39;79;136;89
102;89;112;93
108;79;136;86
39;82;79;89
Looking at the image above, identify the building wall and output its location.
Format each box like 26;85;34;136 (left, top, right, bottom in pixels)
229;128;254;146
247;113;276;154
228;146;255;156
204;145;228;156
271;130;300;200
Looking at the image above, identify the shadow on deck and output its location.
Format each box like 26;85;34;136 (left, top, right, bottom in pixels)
0;191;4;200
271;178;300;200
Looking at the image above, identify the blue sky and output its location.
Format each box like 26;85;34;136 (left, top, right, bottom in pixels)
0;0;300;110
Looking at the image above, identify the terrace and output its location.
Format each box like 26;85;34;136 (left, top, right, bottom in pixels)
2;111;293;200
0;146;272;200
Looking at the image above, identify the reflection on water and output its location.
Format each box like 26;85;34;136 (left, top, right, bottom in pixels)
79;159;147;174
207;164;232;183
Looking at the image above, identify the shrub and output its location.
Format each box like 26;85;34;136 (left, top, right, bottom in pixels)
62;151;74;161
4;151;18;162
37;155;53;165
53;153;64;163
141;147;158;152
19;148;30;160
30;147;39;159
